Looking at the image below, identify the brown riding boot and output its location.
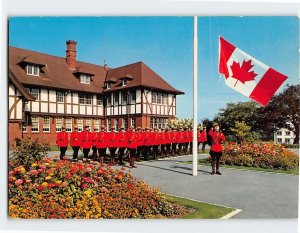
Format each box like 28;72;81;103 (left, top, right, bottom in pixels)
130;158;137;168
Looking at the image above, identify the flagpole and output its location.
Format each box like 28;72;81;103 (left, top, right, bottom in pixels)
192;16;198;176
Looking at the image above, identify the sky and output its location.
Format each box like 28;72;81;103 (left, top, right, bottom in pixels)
9;17;299;121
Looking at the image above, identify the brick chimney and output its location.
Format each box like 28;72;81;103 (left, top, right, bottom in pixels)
66;40;77;70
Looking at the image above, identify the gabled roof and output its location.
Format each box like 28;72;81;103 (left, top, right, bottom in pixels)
9;47;106;94
9;46;184;95
104;62;184;94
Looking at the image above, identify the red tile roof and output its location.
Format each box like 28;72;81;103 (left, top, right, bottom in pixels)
9;46;184;95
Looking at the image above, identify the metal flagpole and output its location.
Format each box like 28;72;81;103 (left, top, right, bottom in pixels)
192;16;198;176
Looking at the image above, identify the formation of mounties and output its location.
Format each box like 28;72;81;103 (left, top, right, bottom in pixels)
56;125;209;168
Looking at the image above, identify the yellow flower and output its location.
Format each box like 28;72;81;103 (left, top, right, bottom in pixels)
19;167;26;174
84;189;93;196
55;180;62;185
31;163;38;167
41;182;48;187
45;176;51;180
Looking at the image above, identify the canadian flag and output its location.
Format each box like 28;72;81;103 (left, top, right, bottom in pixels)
219;36;288;106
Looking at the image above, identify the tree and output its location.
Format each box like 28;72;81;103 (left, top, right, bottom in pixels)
259;84;300;144
213;101;261;136
231;121;259;144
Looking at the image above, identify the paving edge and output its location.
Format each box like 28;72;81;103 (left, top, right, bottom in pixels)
167;194;242;219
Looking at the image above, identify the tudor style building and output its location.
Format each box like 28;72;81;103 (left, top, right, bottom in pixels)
8;40;184;146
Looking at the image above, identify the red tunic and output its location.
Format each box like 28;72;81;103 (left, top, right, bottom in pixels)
56;131;68;147
91;132;97;147
176;131;183;144
80;131;92;148
209;129;226;152
200;131;207;142
70;131;80;147
135;131;142;147
170;131;177;144
96;131;107;149
158;131;165;145
150;131;159;146
183;131;189;143
197;131;202;143
107;131;118;148
142;131;150;146
164;131;171;144
127;130;138;149
117;131;127;148
188;131;193;142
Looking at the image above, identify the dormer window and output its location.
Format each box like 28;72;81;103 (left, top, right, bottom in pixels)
122;79;127;86
106;82;111;89
26;64;40;76
80;74;91;84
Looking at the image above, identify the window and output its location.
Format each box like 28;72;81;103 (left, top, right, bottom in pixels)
30;88;39;100
56;91;64;103
107;119;112;132
31;116;39;132
277;138;282;143
66;117;72;132
43;116;50;132
97;95;103;106
122;79;127;86
114;93;119;105
105;82;111;89
94;119;100;131
131;118;136;128
285;131;291;136
79;93;85;104
155;118;159;128
22;114;29;132
107;95;111;106
163;94;168;105
56;117;63;132
285;138;290;144
123;118;128;130
77;119;83;132
152;92;157;103
80;74;91;84
150;117;155;129
86;94;92;105
157;93;162;104
277;131;282;136
115;118;119;131
86;118;92;128
26;64;40;76
122;92;127;105
130;90;136;103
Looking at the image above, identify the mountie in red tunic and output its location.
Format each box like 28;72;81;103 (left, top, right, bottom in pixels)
135;131;142;147
96;131;108;149
107;131;118;148
56;131;69;147
158;131;165;145
127;130;138;149
91;131;98;147
209;129;226;152
200;131;207;142
197;131;202;142
164;131;171;144
183;131;189;143
188;130;193;142
70;131;80;147
170;131;177;144
176;131;183;144
142;131;150;146
117;131;127;148
80;131;92;149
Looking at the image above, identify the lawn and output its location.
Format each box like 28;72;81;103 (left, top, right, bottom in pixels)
165;194;235;219
182;159;299;175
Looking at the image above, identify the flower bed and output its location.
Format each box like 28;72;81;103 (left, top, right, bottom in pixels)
9;159;190;219
216;142;299;170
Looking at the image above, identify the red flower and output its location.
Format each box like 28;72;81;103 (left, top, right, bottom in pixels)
39;185;45;191
127;183;133;189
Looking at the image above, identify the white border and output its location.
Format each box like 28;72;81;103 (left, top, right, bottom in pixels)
1;0;299;233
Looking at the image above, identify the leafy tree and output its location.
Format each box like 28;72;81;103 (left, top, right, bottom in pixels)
259;84;300;144
231;121;259;144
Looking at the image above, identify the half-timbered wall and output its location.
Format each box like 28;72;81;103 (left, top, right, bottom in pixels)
9;83;23;120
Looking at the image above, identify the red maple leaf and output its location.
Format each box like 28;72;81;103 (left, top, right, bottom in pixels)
230;59;258;86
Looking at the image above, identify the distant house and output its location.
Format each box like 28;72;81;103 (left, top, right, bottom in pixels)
274;123;296;145
8;40;184;146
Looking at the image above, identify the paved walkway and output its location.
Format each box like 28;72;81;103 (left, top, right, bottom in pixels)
46;150;298;218
129;155;298;219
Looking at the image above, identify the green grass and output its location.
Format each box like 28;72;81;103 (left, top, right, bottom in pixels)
50;146;60;151
182;160;299;175
165;194;234;219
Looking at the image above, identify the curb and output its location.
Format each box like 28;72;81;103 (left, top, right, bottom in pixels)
167;194;242;219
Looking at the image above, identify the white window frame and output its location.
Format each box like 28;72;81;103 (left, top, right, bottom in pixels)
77;118;83;132
106;82;111;90
66;117;72;132
114;92;119;105
56;91;64;103
79;93;85;104
31;116;39;132
80;74;91;84
152;92;157;103
123;118;128;130
107;95;112;106
115;118;119;131
285;131;291;136
94;119;100;131
56;117;63;132
277;138;282;143
130;90;136;104
86;94;92;105
86;118;92;128
97;95;103;106
26;64;40;76
122;92;127;105
122;79;127;86
107;119;112;132
163;94;168;105
150;117;155;129
30;88;39;100
157;93;162;104
131;118;136;128
43;116;50;132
